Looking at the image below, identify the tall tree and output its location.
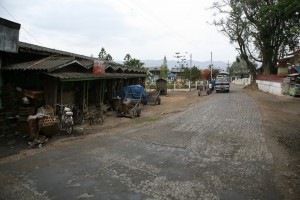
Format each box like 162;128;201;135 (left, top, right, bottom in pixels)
98;47;113;61
182;66;201;82
211;0;300;75
124;54;132;62
98;47;107;59
106;54;113;61
160;56;169;79
228;56;254;77
124;57;145;69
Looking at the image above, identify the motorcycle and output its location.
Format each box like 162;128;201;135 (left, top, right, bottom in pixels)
56;104;74;134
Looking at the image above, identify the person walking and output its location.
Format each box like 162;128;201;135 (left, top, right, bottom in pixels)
208;82;213;95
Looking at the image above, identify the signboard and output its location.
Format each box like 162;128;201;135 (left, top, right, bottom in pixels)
93;60;105;76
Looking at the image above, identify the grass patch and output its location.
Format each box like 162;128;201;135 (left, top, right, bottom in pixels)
135;115;161;124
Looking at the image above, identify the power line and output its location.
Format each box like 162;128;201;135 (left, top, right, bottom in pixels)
118;0;192;49
0;2;43;46
131;0;193;45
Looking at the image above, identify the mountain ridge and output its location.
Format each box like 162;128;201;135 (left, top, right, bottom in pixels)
141;60;228;70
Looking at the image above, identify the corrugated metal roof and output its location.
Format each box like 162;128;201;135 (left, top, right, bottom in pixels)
19;42;93;60
5;42;147;74
45;72;146;81
2;55;82;71
2;55;138;71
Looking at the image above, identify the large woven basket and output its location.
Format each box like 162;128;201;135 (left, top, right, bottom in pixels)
38;116;58;127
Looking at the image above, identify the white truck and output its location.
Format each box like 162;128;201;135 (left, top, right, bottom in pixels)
214;72;230;93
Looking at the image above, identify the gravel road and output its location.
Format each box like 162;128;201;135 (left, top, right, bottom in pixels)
0;85;282;200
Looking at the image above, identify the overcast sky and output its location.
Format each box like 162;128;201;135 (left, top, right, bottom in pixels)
0;0;238;64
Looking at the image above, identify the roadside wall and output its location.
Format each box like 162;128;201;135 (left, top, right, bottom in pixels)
232;77;251;86
256;75;287;96
256;80;283;96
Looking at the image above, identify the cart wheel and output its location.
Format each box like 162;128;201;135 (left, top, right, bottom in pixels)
157;98;161;105
136;110;141;117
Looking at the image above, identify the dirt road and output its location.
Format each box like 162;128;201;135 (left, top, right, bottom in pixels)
0;84;299;199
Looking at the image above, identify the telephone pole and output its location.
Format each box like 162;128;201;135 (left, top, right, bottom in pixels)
210;52;213;80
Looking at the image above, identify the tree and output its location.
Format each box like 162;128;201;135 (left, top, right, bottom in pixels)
98;47;114;61
106;54;113;61
211;0;300;75
160;56;169;79
201;67;220;80
201;69;211;80
124;54;132;62
98;47;107;59
191;66;201;82
182;66;201;82
123;54;145;69
228;56;254;78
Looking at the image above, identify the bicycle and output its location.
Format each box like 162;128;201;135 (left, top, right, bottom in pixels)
55;104;74;134
72;104;84;125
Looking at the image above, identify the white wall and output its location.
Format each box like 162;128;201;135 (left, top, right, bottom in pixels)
232;77;251;86
256;80;283;96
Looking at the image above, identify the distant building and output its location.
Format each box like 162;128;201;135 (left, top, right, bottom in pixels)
170;67;184;79
147;67;161;82
277;50;300;75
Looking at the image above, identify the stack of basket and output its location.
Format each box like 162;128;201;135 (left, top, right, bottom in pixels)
17;106;36;138
28;118;38;140
37;106;59;138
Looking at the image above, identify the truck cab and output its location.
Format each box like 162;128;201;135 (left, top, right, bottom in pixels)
214;72;230;93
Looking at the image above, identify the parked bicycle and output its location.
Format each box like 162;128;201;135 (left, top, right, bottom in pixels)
55;104;74;134
72;104;84;125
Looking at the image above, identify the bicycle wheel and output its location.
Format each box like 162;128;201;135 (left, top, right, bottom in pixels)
76;111;84;124
66;123;74;134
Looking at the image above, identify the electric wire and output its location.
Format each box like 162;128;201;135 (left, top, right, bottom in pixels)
0;2;43;46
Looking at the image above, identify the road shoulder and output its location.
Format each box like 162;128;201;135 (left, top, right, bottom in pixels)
243;85;300;199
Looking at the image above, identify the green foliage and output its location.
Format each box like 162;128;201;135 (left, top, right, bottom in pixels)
182;66;201;81
228;56;253;76
191;66;201;81
98;47;106;59
160;56;169;79
123;54;145;69
212;0;300;75
124;54;132;62
98;47;113;61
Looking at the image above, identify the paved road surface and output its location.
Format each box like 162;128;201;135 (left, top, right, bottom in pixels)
0;85;282;199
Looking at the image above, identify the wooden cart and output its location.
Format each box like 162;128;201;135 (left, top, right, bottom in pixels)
115;92;142;118
147;89;161;105
85;105;104;125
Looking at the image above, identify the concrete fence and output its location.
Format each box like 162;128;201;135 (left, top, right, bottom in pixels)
256;80;284;96
232;77;251;86
255;75;289;96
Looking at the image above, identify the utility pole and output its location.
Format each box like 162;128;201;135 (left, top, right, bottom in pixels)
210;51;213;80
189;53;192;91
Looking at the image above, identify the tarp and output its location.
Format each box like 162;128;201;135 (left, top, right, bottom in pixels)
292;66;300;73
116;85;148;102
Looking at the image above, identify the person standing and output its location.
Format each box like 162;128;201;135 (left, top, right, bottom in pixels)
208;82;213;95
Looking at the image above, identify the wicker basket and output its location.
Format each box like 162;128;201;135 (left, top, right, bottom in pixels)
38;116;58;127
37;105;54;116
